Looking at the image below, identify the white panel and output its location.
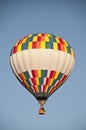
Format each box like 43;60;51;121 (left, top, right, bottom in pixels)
16;52;26;73
28;70;33;78
21;50;33;71
47;70;50;77
10;56;22;81
41;85;44;92
51;51;69;73
61;53;71;74
66;56;75;76
10;49;75;75
44;78;47;85
11;54;21;73
28;49;52;70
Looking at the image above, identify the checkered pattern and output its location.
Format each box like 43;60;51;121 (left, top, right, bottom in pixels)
18;70;67;96
11;33;74;57
10;33;75;99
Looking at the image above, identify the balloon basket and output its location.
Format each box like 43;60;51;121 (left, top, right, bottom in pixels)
39;107;46;115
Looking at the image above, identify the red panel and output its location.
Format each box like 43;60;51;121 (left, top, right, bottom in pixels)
32;42;37;48
61;44;65;51
32;70;38;77
43;85;46;93
36;41;41;48
41;36;45;41
59;38;65;44
58;43;61;50
18;73;25;81
45;78;51;86
12;46;18;54
50;71;56;78
49;81;61;94
41;33;45;36
32;85;37;92
37;36;42;41
31;78;37;85
61;75;67;83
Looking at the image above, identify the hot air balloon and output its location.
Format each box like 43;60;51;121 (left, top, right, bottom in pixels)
10;33;75;115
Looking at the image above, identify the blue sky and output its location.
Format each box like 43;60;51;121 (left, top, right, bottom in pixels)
0;0;86;130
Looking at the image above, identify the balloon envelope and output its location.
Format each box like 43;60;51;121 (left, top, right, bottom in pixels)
10;33;75;114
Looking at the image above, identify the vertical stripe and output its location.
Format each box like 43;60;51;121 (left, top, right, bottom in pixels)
36;41;41;48
24;71;30;79
31;70;37;77
54;71;60;79
22;80;34;94
31;78;37;85
18;73;26;81
17;44;22;52
22;43;28;50
33;36;37;41
55;37;60;43
53;42;58;50
44;85;49;93
71;48;75;57
28;42;32;49
38;70;41;77
49;71;56;78
61;75;67;83
41;41;45;48
12;46;18;54
45;36;49;42
61;44;65;51
59;38;65;44
32;85;38;92
57;72;63;80
37;36;42;41
36;78;39;85
49;80;61;94
39;78;44;85
26;79;32;86
67;46;71;54
58;43;61;50
32;42;37;48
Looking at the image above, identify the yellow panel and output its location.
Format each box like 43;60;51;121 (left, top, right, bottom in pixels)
35;85;39;92
38;33;41;36
56;37;60;43
22;73;26;80
64;45;67;52
71;48;75;57
21;38;26;43
36;78;39;85
45;85;48;93
33;36;37;41
38;70;41;77
41;41;45;48
49;78;54;85
54;72;60;79
53;42;58;50
63;39;68;46
28;42;32;49
45;36;49;42
24;80;30;87
18;44;22;52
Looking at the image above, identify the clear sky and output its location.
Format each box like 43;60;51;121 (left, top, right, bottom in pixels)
0;0;86;130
